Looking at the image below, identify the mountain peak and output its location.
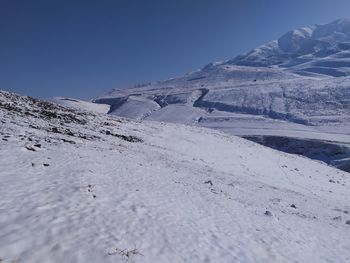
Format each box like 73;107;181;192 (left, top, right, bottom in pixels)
278;26;314;53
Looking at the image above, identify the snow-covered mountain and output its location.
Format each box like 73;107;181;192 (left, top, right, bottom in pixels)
231;18;350;77
94;18;350;172
1;90;350;262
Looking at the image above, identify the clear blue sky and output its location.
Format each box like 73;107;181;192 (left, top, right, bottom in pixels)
1;0;350;99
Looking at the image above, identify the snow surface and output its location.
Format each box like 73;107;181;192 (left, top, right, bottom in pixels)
108;96;160;119
1;91;350;263
51;97;110;114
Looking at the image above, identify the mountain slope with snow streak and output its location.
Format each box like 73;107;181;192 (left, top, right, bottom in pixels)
50;97;110;114
1;90;350;263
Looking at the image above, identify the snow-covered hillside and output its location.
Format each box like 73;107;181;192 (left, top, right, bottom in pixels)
50;97;110;114
93;19;350;172
1;90;350;263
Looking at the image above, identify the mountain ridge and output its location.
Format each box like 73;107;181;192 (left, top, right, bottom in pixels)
228;18;350;77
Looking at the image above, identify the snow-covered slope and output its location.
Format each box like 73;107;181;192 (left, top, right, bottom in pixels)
51;97;110;114
1;90;350;263
94;74;350;171
94;19;350;172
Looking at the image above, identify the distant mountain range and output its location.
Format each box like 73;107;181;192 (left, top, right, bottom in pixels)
230;18;350;77
59;19;350;172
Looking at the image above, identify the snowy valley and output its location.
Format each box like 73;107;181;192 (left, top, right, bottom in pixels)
91;19;350;172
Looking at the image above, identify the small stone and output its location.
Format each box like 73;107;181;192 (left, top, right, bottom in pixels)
204;180;213;186
25;145;36;151
345;220;350;225
329;179;336;183
43;163;50;167
264;210;273;216
290;204;297;209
